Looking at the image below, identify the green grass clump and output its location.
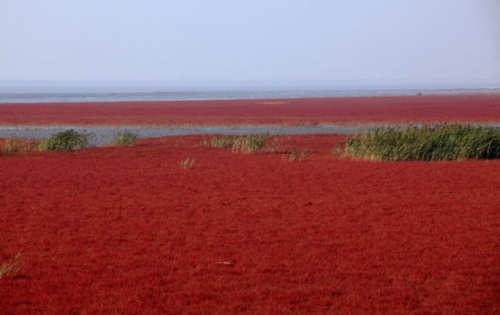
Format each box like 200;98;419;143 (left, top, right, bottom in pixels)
232;134;270;153
111;130;137;146
39;129;90;152
205;133;277;154
345;124;500;161
209;135;234;148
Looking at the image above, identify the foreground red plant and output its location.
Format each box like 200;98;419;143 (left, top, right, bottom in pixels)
1;94;499;126
1;135;499;314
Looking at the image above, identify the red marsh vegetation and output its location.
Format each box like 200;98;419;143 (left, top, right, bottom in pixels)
1;134;499;314
1;94;499;126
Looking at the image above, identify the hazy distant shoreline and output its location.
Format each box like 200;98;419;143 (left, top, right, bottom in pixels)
1;87;499;104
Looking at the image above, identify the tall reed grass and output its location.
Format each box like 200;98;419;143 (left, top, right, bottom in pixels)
345;124;500;161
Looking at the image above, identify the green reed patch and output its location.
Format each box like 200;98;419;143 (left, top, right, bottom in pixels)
39;129;90;152
345;124;500;161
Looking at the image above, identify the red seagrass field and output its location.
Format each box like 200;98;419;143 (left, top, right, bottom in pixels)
1;95;500;314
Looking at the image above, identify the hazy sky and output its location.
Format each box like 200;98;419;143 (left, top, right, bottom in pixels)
0;0;499;87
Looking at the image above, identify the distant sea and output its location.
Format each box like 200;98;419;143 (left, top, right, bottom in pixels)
0;87;498;104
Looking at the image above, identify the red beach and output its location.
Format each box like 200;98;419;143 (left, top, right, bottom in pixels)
0;94;499;314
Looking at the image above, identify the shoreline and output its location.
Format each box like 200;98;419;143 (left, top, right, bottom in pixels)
2;88;499;104
0;124;366;147
2;91;500;105
2;122;499;147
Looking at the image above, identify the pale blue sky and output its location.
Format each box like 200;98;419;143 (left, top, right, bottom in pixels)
0;0;499;88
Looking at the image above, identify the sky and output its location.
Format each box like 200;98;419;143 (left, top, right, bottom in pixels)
0;0;499;88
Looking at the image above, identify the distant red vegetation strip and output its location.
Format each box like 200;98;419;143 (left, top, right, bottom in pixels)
1;94;499;126
1;135;499;314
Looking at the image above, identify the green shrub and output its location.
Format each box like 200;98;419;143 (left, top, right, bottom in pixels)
345;124;500;161
111;130;137;146
39;129;90;152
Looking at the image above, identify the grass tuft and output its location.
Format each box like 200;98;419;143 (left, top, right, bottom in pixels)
232;134;270;154
205;133;277;154
2;138;40;154
289;148;311;161
345;124;500;161
209;135;234;149
180;157;196;169
111;130;137;146
0;253;21;279
39;129;90;152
